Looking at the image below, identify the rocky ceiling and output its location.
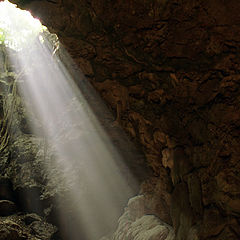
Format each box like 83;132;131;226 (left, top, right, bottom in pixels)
4;0;240;239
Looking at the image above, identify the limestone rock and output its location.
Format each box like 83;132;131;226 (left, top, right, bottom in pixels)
161;148;173;169
22;213;42;225
108;195;174;240
0;200;17;216
0;177;15;201
0;220;27;240
0;227;26;240
3;0;240;239
29;221;57;240
127;195;145;220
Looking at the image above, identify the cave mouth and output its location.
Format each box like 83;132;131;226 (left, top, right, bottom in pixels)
0;0;44;51
0;1;143;239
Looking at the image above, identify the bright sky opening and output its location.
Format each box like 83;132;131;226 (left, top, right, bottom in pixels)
0;0;44;50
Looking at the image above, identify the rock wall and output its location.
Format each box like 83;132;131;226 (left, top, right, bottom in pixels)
0;37;150;239
6;0;240;239
0;44;59;240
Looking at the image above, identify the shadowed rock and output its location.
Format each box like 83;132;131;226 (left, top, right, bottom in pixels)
0;177;15;201
0;199;17;216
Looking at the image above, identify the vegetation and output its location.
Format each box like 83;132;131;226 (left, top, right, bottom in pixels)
0;0;45;51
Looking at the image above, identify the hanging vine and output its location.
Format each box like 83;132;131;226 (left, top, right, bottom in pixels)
0;77;18;152
0;45;19;152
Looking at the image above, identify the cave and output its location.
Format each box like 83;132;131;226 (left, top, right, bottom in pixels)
0;0;239;240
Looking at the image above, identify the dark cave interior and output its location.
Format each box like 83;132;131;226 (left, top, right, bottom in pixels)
0;0;239;240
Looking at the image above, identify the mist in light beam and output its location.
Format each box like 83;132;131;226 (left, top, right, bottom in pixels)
2;1;140;239
17;33;138;240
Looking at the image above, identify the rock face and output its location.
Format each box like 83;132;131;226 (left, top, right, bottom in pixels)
2;0;240;239
0;45;58;240
0;42;149;240
0;200;17;216
104;195;175;240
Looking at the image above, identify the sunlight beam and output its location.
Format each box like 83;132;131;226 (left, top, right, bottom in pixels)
1;2;138;239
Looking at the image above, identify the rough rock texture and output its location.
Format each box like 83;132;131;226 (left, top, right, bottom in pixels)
100;195;175;240
0;200;17;216
0;215;57;240
0;45;58;239
2;0;240;239
0;42;149;240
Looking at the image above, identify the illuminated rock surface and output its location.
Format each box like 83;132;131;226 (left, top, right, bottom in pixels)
100;196;175;240
0;0;239;239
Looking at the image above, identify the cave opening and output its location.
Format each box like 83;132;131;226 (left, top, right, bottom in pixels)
0;0;44;51
0;1;149;239
2;0;239;239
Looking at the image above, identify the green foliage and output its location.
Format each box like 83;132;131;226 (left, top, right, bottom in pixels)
0;1;44;51
0;28;6;44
